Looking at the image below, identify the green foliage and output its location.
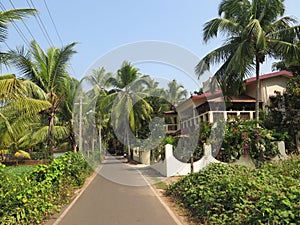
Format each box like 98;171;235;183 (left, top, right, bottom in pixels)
0;152;92;224
5;165;35;176
264;75;300;153
222;118;280;164
167;158;300;224
152;136;179;161
199;118;281;165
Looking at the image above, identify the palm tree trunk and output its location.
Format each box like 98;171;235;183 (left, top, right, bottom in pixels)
99;125;102;162
255;55;260;121
48;112;55;154
68;120;77;152
47;92;55;154
125;131;132;161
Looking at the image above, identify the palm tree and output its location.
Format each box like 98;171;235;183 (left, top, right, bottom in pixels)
272;57;300;76
196;0;300;120
58;77;79;152
164;79;187;105
9;40;77;153
83;67;113;156
108;61;153;160
0;74;51;158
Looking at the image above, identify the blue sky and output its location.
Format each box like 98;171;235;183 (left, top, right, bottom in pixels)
1;0;300;92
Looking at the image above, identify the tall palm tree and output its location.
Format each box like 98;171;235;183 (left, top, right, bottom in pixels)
58;77;79;152
83;67;113;155
196;0;300;120
108;61;153;160
9;40;77;153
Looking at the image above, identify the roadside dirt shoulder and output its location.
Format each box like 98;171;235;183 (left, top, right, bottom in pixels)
153;176;198;225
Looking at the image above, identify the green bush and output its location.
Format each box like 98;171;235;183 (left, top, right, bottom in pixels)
197;118;281;165
0;152;93;225
167;158;300;224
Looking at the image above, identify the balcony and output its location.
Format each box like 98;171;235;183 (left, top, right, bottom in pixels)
182;110;254;129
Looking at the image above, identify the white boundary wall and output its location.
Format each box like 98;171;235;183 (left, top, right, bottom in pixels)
151;144;220;177
151;141;286;177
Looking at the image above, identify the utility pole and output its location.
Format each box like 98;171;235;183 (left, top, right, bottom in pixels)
78;95;83;152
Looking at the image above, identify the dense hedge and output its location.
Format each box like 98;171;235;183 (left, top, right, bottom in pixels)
0;152;93;225
167;158;300;224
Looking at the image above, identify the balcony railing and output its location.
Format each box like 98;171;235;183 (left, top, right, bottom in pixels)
165;110;255;134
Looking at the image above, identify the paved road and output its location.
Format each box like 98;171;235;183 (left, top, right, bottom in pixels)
49;156;180;225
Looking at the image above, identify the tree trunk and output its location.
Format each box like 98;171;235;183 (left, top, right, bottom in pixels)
99;125;102;162
255;56;261;121
48;112;55;153
47;92;55;155
125;131;132;161
69;121;77;152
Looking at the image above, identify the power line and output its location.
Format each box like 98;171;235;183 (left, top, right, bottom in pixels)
25;0;54;47
5;0;77;78
9;0;36;42
0;2;31;48
42;0;63;46
41;0;77;77
3;41;12;50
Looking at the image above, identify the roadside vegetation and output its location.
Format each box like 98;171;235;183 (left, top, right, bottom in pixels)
0;0;299;224
0;152;92;224
167;157;300;224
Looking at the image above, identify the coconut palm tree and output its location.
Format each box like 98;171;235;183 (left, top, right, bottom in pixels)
81;67;114;156
9;40;77;153
165;79;187;105
196;0;300;120
107;61;153;160
0;74;51;158
272;57;300;76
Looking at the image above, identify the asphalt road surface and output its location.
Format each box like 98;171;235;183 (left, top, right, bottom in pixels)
48;156;180;225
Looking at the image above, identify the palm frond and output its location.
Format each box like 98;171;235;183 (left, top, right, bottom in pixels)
0;74;26;99
0;8;36;42
203;18;240;43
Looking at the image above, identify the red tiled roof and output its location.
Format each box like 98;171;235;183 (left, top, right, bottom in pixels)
245;70;293;84
191;90;222;100
176;70;292;109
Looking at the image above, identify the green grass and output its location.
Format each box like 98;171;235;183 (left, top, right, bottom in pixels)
5;165;35;176
154;180;168;190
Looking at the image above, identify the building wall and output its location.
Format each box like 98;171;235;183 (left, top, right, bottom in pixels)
261;76;290;105
245;76;290;105
245;82;257;99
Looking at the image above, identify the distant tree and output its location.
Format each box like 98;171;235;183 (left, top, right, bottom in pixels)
107;61;153;160
164;79;187;105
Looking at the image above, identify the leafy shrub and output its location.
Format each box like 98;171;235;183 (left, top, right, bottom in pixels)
197;118;281;165
0;152;93;224
167;158;300;224
222;119;280;164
